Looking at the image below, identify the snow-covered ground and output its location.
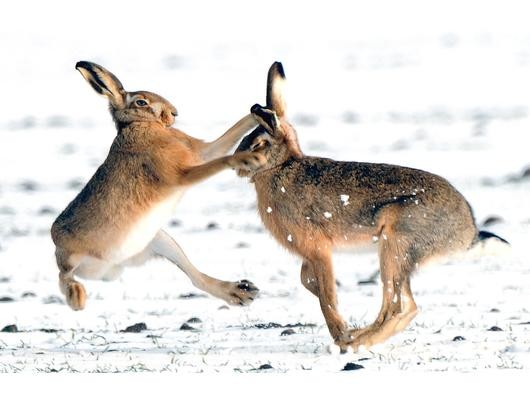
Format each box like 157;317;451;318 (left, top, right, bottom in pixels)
0;0;529;373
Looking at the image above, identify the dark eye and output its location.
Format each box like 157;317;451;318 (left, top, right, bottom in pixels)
135;99;148;107
251;140;269;151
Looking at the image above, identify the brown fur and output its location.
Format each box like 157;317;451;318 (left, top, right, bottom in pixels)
52;61;264;310
235;62;480;351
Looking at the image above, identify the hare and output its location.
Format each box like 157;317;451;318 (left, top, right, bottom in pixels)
51;61;265;311
235;62;509;352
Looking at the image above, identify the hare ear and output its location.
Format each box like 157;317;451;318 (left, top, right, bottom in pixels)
76;61;126;109
251;104;280;136
266;61;286;118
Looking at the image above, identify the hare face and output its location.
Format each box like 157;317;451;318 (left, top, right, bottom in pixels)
114;91;178;126
234;125;288;178
235;105;301;179
75;61;177;127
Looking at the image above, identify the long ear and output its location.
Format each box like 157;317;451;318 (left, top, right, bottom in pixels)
266;61;286;117
75;61;126;109
251;104;281;136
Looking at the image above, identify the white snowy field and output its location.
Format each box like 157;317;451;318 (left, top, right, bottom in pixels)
0;0;529;374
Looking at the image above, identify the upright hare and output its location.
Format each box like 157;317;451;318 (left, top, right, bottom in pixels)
51;61;265;311
235;62;508;352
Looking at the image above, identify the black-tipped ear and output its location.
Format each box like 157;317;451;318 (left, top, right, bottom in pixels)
75;61;126;109
251;103;280;135
266;61;286;117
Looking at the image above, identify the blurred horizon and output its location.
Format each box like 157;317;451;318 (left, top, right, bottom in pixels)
2;1;530;128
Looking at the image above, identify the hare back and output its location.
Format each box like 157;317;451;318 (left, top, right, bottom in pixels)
254;156;476;257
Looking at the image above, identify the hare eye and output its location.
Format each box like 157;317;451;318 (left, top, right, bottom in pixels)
251;140;268;151
135;99;148;107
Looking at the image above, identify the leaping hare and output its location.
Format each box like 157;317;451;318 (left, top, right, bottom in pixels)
51;61;265;311
235;62;508;352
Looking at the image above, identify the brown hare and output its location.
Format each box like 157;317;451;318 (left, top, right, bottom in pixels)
235;62;509;352
51;61;265;311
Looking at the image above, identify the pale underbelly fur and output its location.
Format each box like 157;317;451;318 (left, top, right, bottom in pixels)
74;189;185;280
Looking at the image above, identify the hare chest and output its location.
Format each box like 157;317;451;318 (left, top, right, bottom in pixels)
107;189;186;262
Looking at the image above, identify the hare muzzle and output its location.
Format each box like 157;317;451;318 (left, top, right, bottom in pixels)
230;152;267;171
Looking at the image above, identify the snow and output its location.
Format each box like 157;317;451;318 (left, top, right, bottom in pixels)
1;0;529;375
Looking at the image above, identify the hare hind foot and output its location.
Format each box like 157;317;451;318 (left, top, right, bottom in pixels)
65;281;87;311
210;278;259;306
342;308;418;352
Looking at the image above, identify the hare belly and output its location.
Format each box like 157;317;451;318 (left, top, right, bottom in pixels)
107;191;184;262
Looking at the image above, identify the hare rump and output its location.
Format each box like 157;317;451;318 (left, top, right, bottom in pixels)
51;61;265;311
235;62;508;352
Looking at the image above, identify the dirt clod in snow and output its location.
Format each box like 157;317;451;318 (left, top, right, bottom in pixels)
342;362;365;371
179;323;196;331
206;222;219;230
0;296;15;302
280;329;296;336
487;326;503;332
121;323;148;333
1;324;18;333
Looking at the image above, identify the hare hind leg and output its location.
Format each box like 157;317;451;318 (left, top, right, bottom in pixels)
150;230;259;306
351;278;418;351
55;248;87;311
392;277;418;333
349;225;418;351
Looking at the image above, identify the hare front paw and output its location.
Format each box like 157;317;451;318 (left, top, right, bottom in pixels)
228;152;267;171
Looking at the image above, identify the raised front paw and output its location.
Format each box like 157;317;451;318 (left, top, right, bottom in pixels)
228;152;267;171
221;279;259;306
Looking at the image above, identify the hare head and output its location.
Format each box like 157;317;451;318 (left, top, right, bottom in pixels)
76;61;177;127
235;62;302;178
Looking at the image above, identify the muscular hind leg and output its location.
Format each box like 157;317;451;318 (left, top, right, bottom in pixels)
150;230;259;306
347;221;418;350
55;248;87;311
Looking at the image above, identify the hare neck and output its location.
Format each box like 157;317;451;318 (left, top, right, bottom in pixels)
251;155;300;184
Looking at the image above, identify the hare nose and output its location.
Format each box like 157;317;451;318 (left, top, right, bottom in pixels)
171;110;178;117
